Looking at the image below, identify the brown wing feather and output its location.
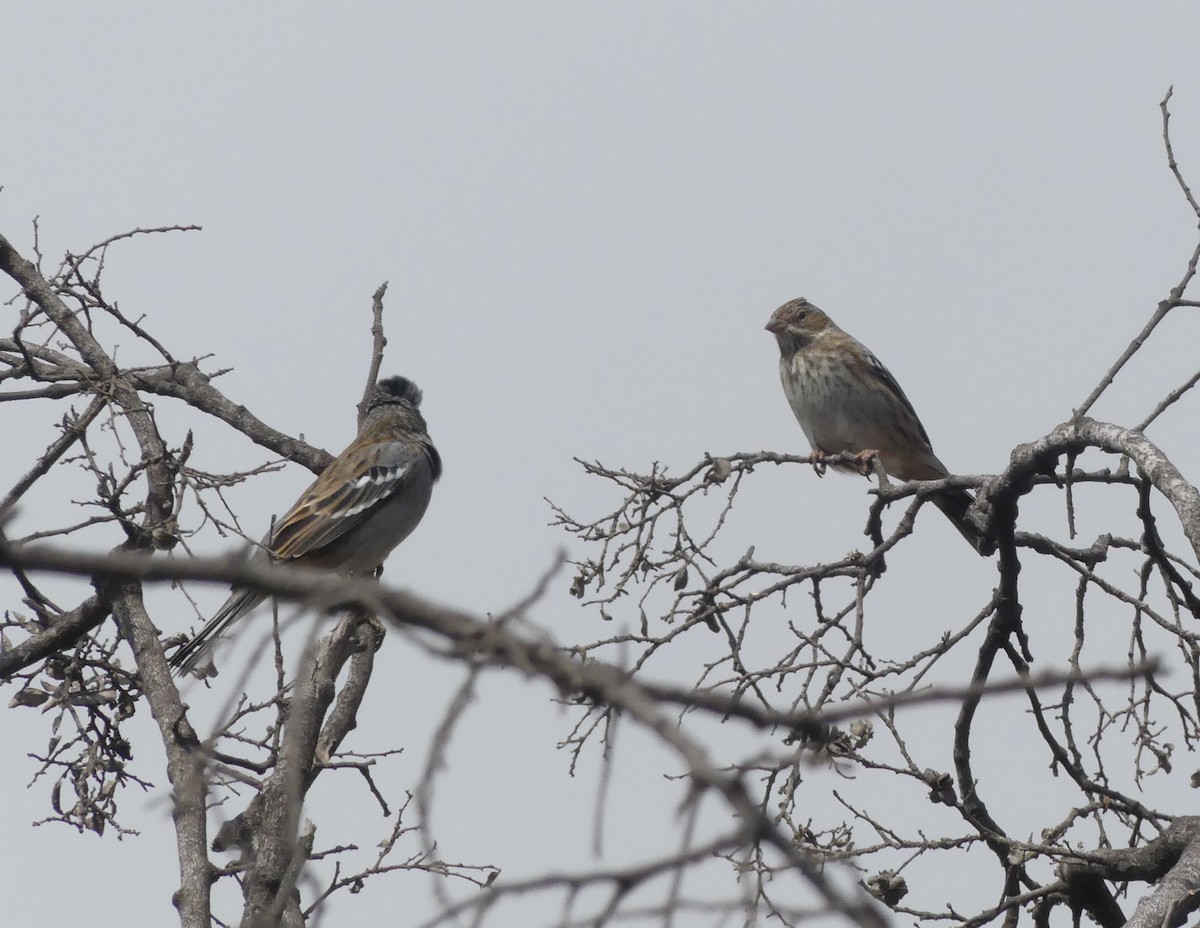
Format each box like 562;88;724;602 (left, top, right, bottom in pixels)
268;442;413;560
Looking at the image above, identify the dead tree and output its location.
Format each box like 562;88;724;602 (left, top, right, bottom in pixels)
2;92;1200;928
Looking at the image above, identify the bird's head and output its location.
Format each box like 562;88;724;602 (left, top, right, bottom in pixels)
765;298;835;350
371;376;424;409
359;376;431;434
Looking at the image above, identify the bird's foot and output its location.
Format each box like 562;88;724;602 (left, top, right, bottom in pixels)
809;449;828;477
854;449;881;477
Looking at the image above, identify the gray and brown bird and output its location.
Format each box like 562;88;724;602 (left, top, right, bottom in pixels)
765;298;982;551
169;376;441;675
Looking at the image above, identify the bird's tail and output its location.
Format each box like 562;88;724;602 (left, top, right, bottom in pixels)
931;487;990;555
168;588;265;677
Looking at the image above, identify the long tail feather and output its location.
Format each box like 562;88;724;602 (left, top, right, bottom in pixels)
168;589;265;676
931;487;990;555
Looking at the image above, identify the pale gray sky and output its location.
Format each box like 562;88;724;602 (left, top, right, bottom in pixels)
4;5;1200;925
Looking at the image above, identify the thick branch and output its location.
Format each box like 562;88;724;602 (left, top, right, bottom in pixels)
129;363;331;473
1063;817;1200;928
111;584;211;928
240;614;366;928
983;418;1200;563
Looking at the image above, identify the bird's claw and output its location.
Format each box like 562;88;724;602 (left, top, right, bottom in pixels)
809;449;828;477
854;450;881;477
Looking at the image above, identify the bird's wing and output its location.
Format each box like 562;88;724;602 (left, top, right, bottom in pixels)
268;440;427;561
859;348;935;449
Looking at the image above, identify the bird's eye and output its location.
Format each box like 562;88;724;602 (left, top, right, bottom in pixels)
795;310;807;322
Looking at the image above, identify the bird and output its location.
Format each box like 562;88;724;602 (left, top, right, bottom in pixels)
765;298;982;552
169;376;441;675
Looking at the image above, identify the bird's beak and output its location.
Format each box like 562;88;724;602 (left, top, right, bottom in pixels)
765;317;785;334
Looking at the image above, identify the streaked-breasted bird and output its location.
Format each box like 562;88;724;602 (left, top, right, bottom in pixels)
765;298;982;552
